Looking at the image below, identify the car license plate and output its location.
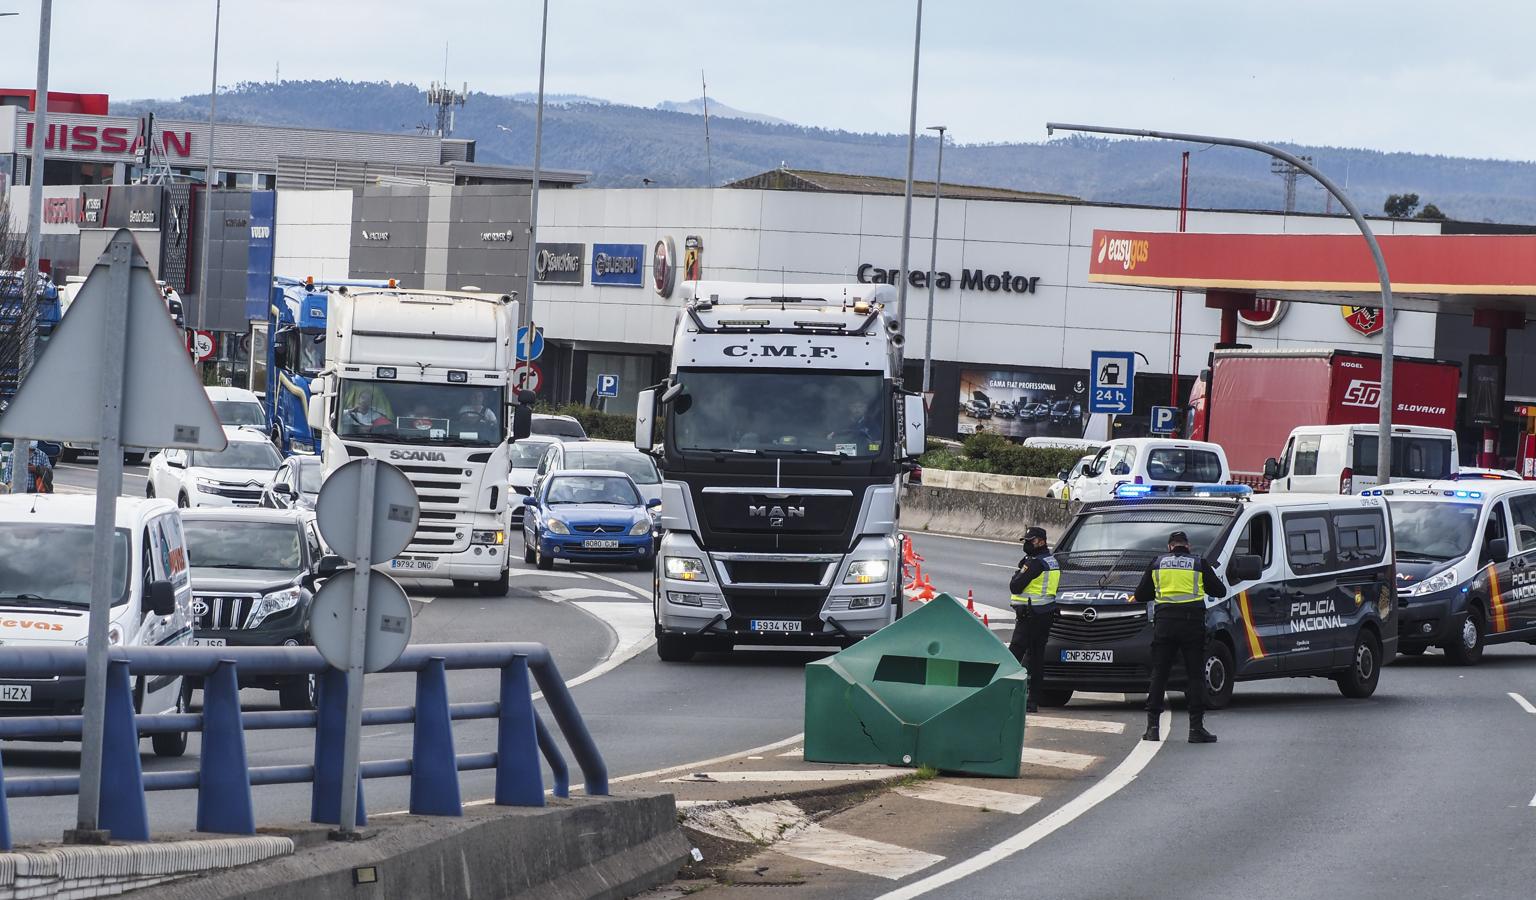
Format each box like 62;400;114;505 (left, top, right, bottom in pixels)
1061;649;1113;663
0;685;31;702
582;540;620;549
390;559;436;571
192;638;226;647
751;619;799;632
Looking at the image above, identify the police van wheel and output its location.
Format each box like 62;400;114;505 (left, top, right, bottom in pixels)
1035;689;1073;708
1336;631;1382;699
1203;642;1235;710
1442;608;1485;666
151;684;191;758
657;635;696;663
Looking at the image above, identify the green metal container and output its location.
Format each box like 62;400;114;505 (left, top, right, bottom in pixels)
804;593;1027;777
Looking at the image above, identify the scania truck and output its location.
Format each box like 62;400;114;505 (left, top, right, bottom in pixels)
634;281;926;662
306;286;530;595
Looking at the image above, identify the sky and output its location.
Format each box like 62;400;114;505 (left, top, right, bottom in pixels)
3;0;1536;161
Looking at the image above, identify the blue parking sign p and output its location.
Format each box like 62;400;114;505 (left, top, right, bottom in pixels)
1150;405;1178;434
596;374;620;398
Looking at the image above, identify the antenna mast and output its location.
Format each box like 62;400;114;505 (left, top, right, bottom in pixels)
701;70;713;185
427;80;468;138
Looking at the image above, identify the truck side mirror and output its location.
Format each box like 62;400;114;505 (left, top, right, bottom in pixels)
143;580;177;617
512;403;532;441
902;393;926;459
634;387;658;453
1228;554;1264;582
1263;457;1281;480
307;394;326;431
1488;537;1509;564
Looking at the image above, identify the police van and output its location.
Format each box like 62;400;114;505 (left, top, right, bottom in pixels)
1039;485;1397;708
1371;479;1536;664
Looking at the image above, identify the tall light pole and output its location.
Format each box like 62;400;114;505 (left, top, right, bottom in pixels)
920;125;945;396
1046;122;1395;485
195;0;222;363
520;0;549;395
894;0;923;350
10;0;50;494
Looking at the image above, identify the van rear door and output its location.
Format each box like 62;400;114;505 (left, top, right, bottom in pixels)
1353;433;1455;486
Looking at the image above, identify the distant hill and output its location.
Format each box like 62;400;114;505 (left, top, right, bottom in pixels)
114;80;1536;223
656;97;788;125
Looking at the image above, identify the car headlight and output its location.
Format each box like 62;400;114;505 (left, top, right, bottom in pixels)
1403;567;1459;597
472;529;506;545
667;591;725;609
844;559;890;585
665;556;710;582
195;476;223;490
546;518;570;535
247;586;303;629
629;520;651;536
76;624;124;646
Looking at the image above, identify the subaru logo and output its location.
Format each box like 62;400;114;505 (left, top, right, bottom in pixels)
1082;607;1098;623
192;599;209;617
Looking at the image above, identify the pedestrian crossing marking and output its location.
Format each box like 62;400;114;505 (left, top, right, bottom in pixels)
1020;746;1098;771
665;768;897;784
1028;715;1127;734
894;781;1041;815
777;823;944;879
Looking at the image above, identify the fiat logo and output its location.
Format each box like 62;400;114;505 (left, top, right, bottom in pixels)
1082;607;1098;622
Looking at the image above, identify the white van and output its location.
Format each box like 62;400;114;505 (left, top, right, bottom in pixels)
1266;424;1457;495
0;495;195;756
1375;479;1536;664
205;386;268;431
1069;438;1231;503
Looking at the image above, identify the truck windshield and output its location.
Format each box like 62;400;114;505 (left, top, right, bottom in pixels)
338;379;506;447
1353;435;1453;480
0;526;128;607
298;332;325;372
672;369;886;457
1388;501;1480;561
1057;509;1234;556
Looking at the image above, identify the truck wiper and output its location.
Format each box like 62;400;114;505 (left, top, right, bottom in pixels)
0;593;84;607
690;447;756;455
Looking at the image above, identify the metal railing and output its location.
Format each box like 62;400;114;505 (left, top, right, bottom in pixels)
0;643;607;847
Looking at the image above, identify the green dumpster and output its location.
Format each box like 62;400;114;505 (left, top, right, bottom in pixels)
804;593;1026;777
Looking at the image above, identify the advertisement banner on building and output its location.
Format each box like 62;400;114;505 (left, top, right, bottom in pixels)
245;191;276;322
591;243;645;287
534;242;584;285
1466;354;1505;428
957;368;1090;438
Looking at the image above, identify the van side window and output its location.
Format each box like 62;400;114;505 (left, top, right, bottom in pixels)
1283;514;1333;575
1292;435;1320;477
1087;446;1110;475
1332;511;1386;566
1507;495;1536;554
1482;501;1509;564
141;533;155;593
536;446;556;478
1106;445;1132;476
1233;513;1273;568
1277;437;1294;476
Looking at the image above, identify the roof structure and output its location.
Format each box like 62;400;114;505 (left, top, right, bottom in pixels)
726;168;1078;203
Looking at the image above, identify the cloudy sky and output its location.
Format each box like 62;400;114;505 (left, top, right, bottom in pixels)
2;0;1533;161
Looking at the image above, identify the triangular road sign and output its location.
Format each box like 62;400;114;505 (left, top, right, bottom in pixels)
0;229;226;451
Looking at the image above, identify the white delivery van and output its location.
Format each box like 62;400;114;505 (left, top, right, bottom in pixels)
1266;424;1457;495
1069;438;1231;503
0;495;195;756
1375;479;1536;664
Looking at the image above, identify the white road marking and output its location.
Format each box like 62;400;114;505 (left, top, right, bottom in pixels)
1509;692;1536;715
508;569;587;580
778;747;803;757
909;531;1022;547
54;484;93;495
1019;746;1098;772
545;587;637;601
1028;715;1127;735
1074;691;1131;703
557;601;655;692
980;562;1016;570
1529;790;1536;809
877;710;1172;900
779;823;945;880
664;768;899;784
894;781;1041;815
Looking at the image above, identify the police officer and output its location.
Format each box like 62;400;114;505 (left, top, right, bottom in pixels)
1009;526;1059;714
1135;530;1226;744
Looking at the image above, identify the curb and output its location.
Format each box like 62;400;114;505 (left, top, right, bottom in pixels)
0;835;293;899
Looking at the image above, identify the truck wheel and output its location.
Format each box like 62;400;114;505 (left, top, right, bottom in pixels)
536;547;554;571
151;683;191;758
1442;608;1485;666
1035;688;1073;708
278;674;317;711
1336;630;1383;699
657;635;695;663
477;570;510;597
1203;641;1235;710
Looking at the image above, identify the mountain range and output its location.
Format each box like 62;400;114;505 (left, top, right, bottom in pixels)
113;80;1536;224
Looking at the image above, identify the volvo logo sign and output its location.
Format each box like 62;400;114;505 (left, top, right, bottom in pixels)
1082;607;1098;623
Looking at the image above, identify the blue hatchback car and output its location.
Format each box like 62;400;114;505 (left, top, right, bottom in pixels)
522;470;660;571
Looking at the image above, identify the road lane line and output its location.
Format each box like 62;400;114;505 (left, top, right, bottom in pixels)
980;562;1015;569
545;587;637;601
1019;747;1098;772
1028;715;1126;735
877;710;1172;899
894;781;1041;815
665;768;898;784
1509;692;1536;715
557;601;655;692
908;531;1021;547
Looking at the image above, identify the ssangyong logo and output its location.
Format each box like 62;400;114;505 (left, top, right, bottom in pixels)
535;248;581;277
1096;236;1150;271
1341;379;1382;408
389;450;447;462
749;504;805;528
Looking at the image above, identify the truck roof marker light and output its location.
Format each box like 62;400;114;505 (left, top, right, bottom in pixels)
388;279;398;289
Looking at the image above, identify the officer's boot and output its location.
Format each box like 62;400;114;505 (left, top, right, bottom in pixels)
1188;713;1217;744
1141;711;1160;742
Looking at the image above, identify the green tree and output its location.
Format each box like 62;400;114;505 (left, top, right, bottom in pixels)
1383;193;1420;218
1415;203;1447;220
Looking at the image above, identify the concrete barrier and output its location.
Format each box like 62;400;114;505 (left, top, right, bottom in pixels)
901;484;1074;542
918;468;1056;497
137;793;688;900
0;836;292;899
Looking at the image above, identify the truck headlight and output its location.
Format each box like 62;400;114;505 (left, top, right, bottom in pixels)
247;586;303;629
667;591;725;608
472;530;506;545
546;519;570;535
849;595;885;609
844;559;890;585
665;556;710;582
1402;568;1458;597
628;520;651;536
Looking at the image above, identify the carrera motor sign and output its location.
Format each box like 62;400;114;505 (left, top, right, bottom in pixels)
534;243;584;285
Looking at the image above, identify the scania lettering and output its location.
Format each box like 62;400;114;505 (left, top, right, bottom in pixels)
635;281;926;661
306;286;532;595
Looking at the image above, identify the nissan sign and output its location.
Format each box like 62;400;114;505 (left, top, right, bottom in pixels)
534;242;584;284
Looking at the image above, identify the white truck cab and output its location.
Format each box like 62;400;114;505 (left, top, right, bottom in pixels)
1266;424;1458;494
1070;437;1231;503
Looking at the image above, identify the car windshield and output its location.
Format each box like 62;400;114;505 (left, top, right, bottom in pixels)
510;441;554;469
546;474;640;506
295;460;322;493
0;526;128;607
1389;501;1480;561
532;417;586;439
337;379;506;447
211;400;265;428
185;521;302;570
191;441;282;470
1058;509;1234;556
567;450;660;484
672;369;886;457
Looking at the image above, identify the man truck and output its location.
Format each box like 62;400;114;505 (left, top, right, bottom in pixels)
305;285;530;595
634;281;926;662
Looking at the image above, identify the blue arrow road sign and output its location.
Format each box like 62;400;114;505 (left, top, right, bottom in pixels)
1089;351;1135;414
1150;405;1178;434
595;374;620;398
515;326;545;362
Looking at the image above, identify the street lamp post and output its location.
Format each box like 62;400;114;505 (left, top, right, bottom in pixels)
520;0;549;393
920;125;946;396
894;0;923;347
195;0;222;360
10;0;51;494
1045;122;1395;485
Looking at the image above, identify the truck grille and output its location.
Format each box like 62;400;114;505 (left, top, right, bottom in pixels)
724;594;826;624
1051;615;1147;645
193;593;261;630
724;561;828;586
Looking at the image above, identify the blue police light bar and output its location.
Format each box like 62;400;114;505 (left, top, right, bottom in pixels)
1114;483;1153;498
1186;484;1252;498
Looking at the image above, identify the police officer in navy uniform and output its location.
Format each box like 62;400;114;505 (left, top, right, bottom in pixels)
1135;530;1226;744
1009;526;1060;714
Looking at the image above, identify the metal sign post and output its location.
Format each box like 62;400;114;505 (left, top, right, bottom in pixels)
336;458;375;839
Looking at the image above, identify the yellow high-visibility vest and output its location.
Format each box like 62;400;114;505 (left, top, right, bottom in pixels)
1151;553;1205;604
1011;555;1060;606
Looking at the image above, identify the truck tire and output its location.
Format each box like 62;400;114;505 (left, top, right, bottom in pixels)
151;683;191;758
278;674;317;711
1336;630;1383;699
1203;640;1235;710
478;570;510;597
657;635;696;662
1442;607;1485;666
1034;688;1073;708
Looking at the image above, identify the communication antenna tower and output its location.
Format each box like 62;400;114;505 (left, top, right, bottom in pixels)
1270;155;1313;213
427;81;468;138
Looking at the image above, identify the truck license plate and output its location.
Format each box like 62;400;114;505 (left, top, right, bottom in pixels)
0;685;31;702
751;619;799;632
582;540;620;549
1061;650;1113;663
390;559;436;571
192;638;226;647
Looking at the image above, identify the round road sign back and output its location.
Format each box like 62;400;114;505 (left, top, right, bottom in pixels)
307;570;413;673
315;459;420;563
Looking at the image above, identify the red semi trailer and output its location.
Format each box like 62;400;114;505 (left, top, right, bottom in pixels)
1188;348;1461;485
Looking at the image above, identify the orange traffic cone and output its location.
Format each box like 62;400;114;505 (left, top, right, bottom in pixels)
966;590;977;613
916;573;936;601
983;613;990;626
905;562;924;592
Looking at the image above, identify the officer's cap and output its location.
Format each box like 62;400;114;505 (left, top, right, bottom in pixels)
1024;526;1048;542
1168;530;1190;546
